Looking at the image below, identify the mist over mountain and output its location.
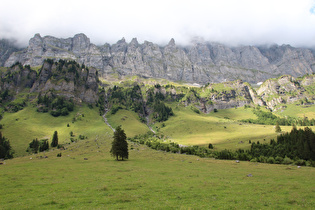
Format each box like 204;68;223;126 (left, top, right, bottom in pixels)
1;33;315;84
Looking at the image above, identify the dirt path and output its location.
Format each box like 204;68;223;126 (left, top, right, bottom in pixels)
102;110;115;132
146;116;156;134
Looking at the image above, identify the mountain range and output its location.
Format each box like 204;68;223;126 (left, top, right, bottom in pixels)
1;33;315;84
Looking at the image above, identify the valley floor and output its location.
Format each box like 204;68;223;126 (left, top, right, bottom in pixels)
1;135;315;209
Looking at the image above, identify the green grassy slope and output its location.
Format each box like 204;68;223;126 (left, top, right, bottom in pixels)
1;100;315;209
1;104;111;156
155;105;300;150
106;109;150;137
274;103;315;119
1;135;315;209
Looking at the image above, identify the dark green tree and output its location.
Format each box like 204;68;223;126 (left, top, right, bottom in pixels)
26;138;39;154
39;139;49;152
275;122;281;133
0;131;14;159
51;131;58;147
110;126;128;160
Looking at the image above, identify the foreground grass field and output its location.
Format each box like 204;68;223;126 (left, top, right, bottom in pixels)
1;103;315;209
1;135;315;209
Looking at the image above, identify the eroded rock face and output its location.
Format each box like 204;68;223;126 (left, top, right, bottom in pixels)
0;60;99;104
3;34;315;84
256;75;315;110
0;64;37;93
200;80;262;113
30;60;99;103
0;39;20;66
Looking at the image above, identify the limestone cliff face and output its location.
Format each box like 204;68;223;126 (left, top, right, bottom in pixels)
200;80;264;113
150;80;264;113
0;60;99;104
256;75;315;110
0;64;37;93
0;39;21;66
2;34;315;84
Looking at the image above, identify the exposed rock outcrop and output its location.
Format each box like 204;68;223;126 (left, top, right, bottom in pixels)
257;75;315;110
2;34;315;84
0;60;99;104
0;39;21;66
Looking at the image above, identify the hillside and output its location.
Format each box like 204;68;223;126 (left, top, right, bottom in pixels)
1;59;315;208
1;34;315;84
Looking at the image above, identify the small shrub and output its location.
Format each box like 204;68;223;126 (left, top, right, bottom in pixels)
294;159;306;166
267;157;275;164
57;144;64;149
283;156;293;165
275;156;283;164
258;156;267;163
190;106;200;114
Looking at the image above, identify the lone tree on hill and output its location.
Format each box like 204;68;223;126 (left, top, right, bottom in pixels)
51;131;58;147
110;126;128;161
275;122;282;133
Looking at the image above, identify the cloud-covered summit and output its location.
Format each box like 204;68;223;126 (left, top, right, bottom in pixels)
1;0;315;47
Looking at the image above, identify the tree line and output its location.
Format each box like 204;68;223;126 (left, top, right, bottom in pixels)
37;93;74;117
129;127;315;167
26;131;59;154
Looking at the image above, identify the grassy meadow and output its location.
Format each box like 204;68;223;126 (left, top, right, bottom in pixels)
0;104;110;156
1;132;315;209
275;103;315;119
154;105;296;150
1;102;315;209
106;109;150;137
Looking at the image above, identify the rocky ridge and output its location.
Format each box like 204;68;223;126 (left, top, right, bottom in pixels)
1;59;315;115
0;60;99;104
2;34;315;84
256;75;315;110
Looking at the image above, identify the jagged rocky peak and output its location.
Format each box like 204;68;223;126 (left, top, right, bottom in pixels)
2;33;315;84
111;37;128;53
129;38;139;46
168;38;176;46
72;33;90;54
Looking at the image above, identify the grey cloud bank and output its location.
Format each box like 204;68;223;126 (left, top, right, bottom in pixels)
1;0;315;47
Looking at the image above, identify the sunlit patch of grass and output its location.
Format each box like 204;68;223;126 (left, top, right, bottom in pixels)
275;103;315;119
1;104;110;156
106;109;150;137
156;104;299;150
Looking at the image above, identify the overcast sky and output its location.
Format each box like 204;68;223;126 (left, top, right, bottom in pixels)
1;0;315;47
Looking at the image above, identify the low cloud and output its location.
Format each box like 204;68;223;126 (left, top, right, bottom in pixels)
1;0;315;47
